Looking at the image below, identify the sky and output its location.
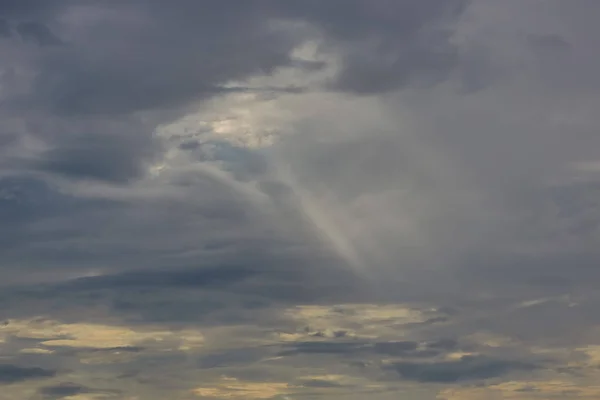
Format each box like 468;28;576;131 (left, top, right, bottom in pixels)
1;0;600;399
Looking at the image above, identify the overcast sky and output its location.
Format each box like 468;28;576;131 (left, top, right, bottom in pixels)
1;1;600;399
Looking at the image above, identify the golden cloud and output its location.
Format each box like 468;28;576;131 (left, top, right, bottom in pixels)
438;380;600;400
1;318;204;352
191;377;293;399
19;347;54;354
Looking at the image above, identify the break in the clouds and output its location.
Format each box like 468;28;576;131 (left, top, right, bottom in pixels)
1;0;600;399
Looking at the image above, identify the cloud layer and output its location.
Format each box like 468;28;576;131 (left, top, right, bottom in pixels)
1;0;600;399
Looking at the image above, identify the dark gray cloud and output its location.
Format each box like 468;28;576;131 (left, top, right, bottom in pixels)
389;356;536;383
0;364;55;384
21;1;300;116
274;0;469;93
0;19;10;37
0;1;302;190
0;176;78;224
0;0;66;19
0;0;476;225
15;21;62;46
62;264;260;291
301;379;345;388
0;0;473;118
34;131;158;183
0;175;135;277
198;347;271;369
373;341;418;355
426;338;459;351
38;383;120;399
279;341;368;356
39;383;90;398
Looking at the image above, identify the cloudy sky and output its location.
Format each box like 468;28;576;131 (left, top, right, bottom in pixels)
1;0;600;399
